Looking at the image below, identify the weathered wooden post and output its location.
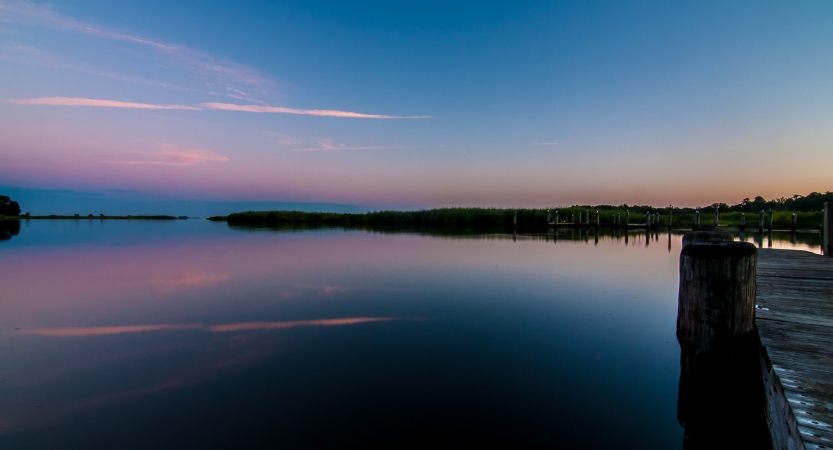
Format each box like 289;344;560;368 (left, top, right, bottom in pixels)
513;211;517;227
740;213;746;231
790;213;797;232
595;210;600;229
768;209;774;232
677;239;759;446
669;207;673;228
714;208;719;226
694;210;700;230
555;211;559;227
825;202;832;256
547;209;550;225
625;210;630;226
676;238;759;352
759;212;765;233
571;213;575;224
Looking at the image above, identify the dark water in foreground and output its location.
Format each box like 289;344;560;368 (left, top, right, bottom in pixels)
0;221;820;448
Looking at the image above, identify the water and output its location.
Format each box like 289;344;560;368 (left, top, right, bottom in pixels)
0;220;818;448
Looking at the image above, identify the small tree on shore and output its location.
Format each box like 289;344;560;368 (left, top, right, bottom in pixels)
0;195;21;216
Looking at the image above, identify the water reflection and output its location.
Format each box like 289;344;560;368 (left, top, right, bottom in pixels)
20;317;397;337
0;220;813;448
0;219;20;241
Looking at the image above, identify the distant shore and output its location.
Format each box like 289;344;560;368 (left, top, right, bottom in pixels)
208;208;825;230
0;215;179;220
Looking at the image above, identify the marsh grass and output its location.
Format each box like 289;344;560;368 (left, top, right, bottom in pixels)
213;208;823;230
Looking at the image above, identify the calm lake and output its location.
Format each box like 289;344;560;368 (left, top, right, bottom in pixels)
0;220;821;448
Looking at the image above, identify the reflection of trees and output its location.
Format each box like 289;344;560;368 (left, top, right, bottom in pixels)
0;220;20;241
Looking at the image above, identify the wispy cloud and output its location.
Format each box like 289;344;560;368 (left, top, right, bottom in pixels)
0;0;269;96
8;97;426;120
293;138;401;152
9;97;201;110
107;143;230;166
18;317;397;337
532;142;560;145
203;102;429;119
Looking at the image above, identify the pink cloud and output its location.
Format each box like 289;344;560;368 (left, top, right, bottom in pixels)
18;317;396;337
203;102;429;119
292;138;401;152
8;97;201;110
107;143;230;166
157;272;231;287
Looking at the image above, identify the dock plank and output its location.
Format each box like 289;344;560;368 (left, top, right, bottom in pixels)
757;249;833;449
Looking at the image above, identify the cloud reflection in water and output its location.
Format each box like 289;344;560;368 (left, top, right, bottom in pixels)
19;317;397;337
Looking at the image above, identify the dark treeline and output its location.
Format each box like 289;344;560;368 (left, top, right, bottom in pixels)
573;191;833;214
212;191;832;230
692;191;833;213
214;209;824;229
0;195;21;216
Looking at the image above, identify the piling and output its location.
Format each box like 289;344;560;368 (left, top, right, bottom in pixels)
546;210;550;225
513;211;517;227
669;208;673;228
625;210;630;226
694;211;700;230
677;239;757;353
768;210;773;232
676;238;762;447
740;213;746;231
595;211;600;229
714;209;720;226
825;202;832;256
759;212;765;233
790;213;797;232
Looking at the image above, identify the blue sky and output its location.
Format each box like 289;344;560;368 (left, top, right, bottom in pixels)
1;0;832;212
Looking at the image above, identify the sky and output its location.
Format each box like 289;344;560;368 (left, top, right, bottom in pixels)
1;0;832;212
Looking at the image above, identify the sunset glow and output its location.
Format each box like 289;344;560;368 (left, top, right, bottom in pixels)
2;1;831;209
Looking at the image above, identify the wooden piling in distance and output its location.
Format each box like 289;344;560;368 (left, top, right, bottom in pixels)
513;211;517;227
694;211;700;230
669;208;673;228
595;210;600;229
790;213;797;232
714;209;720;226
625;210;630;226
825;202;832;256
740;213;746;231
768;210;774;232
759;212;765;233
682;230;735;247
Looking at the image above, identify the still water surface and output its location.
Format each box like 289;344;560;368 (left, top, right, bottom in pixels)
0;220;821;448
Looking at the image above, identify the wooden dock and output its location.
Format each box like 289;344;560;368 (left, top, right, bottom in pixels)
757;249;833;449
